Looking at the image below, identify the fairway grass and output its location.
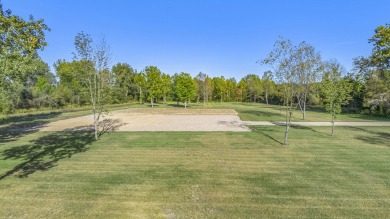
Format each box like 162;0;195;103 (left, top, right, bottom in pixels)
198;102;390;122
1;126;389;218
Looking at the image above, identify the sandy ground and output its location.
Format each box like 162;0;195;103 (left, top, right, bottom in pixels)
40;108;251;132
37;108;390;132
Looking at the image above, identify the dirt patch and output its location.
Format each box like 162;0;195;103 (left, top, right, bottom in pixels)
39;108;250;132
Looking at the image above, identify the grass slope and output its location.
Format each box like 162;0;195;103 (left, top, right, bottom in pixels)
1;126;389;218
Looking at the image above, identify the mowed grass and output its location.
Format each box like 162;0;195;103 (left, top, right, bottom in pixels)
193;102;390;122
2;102;389;125
1;126;389;218
136;101;390;122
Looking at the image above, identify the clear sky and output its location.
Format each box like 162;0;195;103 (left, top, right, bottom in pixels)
4;0;390;79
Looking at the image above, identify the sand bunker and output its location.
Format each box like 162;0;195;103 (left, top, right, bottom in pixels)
40;108;251;132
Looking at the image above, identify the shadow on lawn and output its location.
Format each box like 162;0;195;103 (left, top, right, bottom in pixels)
0;126;94;180
240;110;282;119
0;112;62;145
347;126;390;147
271;122;326;135
167;104;186;108
99;118;123;136
251;126;283;145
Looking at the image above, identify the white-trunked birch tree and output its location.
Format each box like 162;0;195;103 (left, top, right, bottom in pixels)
262;37;297;146
294;42;323;120
74;32;112;140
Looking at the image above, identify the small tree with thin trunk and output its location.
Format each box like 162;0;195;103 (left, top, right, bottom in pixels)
320;61;352;135
74;32;112;140
294;42;323;120
262;37;297;146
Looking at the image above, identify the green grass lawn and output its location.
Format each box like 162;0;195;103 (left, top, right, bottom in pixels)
2;102;389;125
1;125;389;218
132;101;390;122
191;102;390;122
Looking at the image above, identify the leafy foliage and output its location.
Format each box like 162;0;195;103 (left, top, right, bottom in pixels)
145;66;163;107
0;3;51;113
320;61;352;135
174;72;196;108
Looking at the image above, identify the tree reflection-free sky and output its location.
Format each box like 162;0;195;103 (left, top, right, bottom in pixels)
5;0;389;79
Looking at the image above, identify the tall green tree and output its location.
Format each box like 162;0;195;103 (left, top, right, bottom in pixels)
320;61;352;135
195;72;211;104
262;70;275;105
174;72;196;108
161;73;171;104
354;24;390;116
243;74;262;102
145;66;163;107
225;78;237;102
55;60;90;106
133;72;146;104
204;76;213;103
30;76;54;108
111;62;135;103
212;76;226;102
236;78;248;102
0;2;50;113
369;24;390;69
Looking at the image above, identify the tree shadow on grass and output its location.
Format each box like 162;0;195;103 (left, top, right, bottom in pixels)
99;118;124;136
240;110;282;119
271;122;327;135
0;126;94;180
167;103;196;109
0;112;62;126
0;112;62;145
250;126;283;145
166;104;186;108
346;126;390;147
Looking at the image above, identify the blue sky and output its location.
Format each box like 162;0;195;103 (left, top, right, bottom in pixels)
4;0;390;79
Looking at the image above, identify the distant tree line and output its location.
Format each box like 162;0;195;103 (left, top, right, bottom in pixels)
1;3;389;120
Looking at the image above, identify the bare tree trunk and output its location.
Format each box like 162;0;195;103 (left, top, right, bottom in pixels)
203;88;207;105
184;100;187;108
284;96;293;146
94;113;99;140
226;90;229;102
93;71;98;140
151;97;154;108
284;106;289;146
265;89;268;105
298;92;307;120
139;88;142;104
331;109;335;136
163;95;167;104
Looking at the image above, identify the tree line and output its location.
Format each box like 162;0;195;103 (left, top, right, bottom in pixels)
1;3;389;121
